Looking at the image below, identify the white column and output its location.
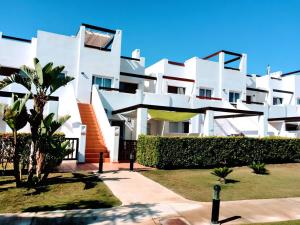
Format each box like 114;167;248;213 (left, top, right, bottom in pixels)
258;114;268;137
239;53;247;75
155;73;163;94
204;110;214;136
132;49;140;59
267;89;273;105
78;125;87;163
218;52;225;98
136;108;148;139
279;121;286;137
190;114;201;133
110;126;120;162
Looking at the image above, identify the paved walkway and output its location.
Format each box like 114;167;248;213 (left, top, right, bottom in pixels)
1;164;300;224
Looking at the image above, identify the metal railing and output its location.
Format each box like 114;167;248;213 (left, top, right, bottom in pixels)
118;140;137;161
64;138;79;160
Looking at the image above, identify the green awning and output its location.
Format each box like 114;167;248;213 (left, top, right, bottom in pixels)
148;109;197;122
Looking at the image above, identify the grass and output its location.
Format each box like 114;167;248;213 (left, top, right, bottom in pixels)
141;163;300;202
0;172;121;213
247;220;300;225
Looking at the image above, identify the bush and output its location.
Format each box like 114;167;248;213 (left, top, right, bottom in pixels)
0;133;66;174
249;162;268;174
137;135;300;169
211;167;233;183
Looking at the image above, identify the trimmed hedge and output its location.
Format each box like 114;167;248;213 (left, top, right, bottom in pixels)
0;133;66;172
136;135;300;169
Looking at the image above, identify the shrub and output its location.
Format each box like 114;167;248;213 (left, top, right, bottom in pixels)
0;133;66;175
249;162;268;174
137;135;300;169
211;167;233;183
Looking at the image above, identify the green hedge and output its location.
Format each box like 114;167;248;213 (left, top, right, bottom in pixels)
0;133;66;171
136;135;300;169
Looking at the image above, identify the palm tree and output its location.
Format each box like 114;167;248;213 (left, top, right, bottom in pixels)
0;58;74;182
38;113;71;182
2;94;29;187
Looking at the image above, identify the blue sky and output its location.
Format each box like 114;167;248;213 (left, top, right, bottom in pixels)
0;0;299;75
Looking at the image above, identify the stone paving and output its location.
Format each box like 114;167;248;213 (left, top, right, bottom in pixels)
1;163;300;224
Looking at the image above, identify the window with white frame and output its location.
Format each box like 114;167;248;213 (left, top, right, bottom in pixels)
229;91;240;103
167;86;185;94
297;98;300;105
199;88;212;98
92;76;112;88
273;97;283;105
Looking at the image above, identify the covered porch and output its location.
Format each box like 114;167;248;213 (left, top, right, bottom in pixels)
111;104;267;139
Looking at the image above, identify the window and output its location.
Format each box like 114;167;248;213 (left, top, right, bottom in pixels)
168;86;185;94
199;88;212;98
246;95;252;103
273;97;283;105
169;122;180;133
297;98;300;105
92;76;112;88
229;91;240;103
183;122;189;133
119;82;138;94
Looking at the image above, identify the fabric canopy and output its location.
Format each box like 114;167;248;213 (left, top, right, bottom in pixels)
148;109;197;122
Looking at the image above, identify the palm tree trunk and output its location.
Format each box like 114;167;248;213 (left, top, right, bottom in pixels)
12;131;21;187
27;142;35;183
36;149;45;180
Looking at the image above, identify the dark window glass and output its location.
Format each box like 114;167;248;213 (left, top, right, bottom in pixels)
119;82;138;94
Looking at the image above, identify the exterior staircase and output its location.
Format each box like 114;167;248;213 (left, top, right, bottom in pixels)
78;103;110;163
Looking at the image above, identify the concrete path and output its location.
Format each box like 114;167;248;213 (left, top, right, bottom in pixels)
1;168;300;224
100;170;188;205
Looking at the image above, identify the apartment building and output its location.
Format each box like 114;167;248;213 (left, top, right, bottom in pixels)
0;24;299;163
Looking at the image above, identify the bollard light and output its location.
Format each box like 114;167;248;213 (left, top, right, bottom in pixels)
211;184;221;224
129;151;134;171
98;152;104;173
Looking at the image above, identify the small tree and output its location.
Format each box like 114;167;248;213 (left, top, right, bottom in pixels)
211;167;233;184
2;94;29;187
0;58;74;182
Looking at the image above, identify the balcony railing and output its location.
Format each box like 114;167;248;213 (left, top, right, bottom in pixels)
242;100;264;105
196;96;222;101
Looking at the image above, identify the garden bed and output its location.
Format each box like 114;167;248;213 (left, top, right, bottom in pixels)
0;172;121;213
141;163;300;202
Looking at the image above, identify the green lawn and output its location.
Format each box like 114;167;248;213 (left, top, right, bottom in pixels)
248;220;300;225
0;172;121;213
141;163;300;202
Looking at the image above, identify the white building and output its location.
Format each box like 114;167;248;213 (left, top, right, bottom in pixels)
1;24;299;163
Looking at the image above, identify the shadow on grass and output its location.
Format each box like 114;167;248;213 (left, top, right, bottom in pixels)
252;171;270;175
22;200;114;212
0;173;102;195
0;178;15;186
225;179;240;184
220;215;242;224
25;186;50;196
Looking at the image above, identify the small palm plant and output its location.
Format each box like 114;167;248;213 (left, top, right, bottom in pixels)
2;94;29;187
36;113;71;181
249;162;268;175
211;167;233;184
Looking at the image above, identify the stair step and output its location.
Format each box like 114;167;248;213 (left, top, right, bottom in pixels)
86;158;110;163
78;103;109;162
86;152;109;158
86;149;108;153
86;146;107;150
